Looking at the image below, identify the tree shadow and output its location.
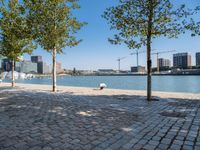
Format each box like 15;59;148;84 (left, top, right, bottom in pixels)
0;88;199;149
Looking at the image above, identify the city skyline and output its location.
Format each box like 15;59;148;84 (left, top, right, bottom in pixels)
1;55;63;74
23;0;200;70
24;49;200;71
24;51;199;71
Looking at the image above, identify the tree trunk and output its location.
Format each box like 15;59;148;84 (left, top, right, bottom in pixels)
11;59;15;87
147;0;153;101
52;47;57;92
147;38;152;101
157;53;159;72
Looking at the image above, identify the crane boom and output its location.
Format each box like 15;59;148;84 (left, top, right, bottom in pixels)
117;56;127;72
130;50;146;68
130;49;156;68
152;50;176;72
152;50;176;55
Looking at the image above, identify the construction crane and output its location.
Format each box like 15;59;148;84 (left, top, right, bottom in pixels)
130;50;146;68
152;50;176;72
117;56;127;72
130;49;156;68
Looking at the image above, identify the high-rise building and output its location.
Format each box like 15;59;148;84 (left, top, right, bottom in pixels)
56;61;62;73
20;61;38;73
1;59;13;71
173;53;191;69
131;66;146;73
15;62;21;72
38;62;51;74
0;59;2;69
196;52;200;66
159;58;171;68
31;56;43;63
15;61;37;73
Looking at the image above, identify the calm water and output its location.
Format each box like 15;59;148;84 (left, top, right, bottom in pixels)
6;75;200;93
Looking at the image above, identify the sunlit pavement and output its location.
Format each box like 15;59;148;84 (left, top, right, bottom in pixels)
0;87;200;150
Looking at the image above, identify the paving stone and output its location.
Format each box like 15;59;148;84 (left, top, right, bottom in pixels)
161;138;172;145
143;144;157;150
132;143;143;150
138;139;148;145
29;146;43;150
186;136;196;142
152;136;161;141
148;140;160;146
42;146;52;150
170;144;181;150
196;142;200;146
194;146;200;150
182;145;193;150
157;143;169;150
184;140;194;146
176;136;185;141
173;140;184;146
122;143;134;149
14;142;28;149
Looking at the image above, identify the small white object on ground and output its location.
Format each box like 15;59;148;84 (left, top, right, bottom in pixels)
99;83;107;90
0;79;2;83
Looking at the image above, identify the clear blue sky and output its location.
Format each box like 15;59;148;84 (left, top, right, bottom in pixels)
24;0;200;70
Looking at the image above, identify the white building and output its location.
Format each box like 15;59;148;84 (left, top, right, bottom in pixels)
17;61;38;73
158;58;171;67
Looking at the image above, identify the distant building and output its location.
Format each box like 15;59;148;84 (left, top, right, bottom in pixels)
56;61;62;73
31;56;43;63
0;59;2;69
98;69;115;73
1;59;13;71
15;62;21;72
131;66;145;73
173;53;191;69
79;70;96;75
159;58;171;67
19;61;38;73
196;52;200;66
38;62;51;74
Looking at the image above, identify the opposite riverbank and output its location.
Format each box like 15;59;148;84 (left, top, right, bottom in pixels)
1;82;200;100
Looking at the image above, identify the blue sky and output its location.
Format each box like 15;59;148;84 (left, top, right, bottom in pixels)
24;0;200;70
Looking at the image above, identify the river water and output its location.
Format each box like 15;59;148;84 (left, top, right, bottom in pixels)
8;75;200;93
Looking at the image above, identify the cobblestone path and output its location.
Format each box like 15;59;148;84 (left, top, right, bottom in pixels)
0;87;200;150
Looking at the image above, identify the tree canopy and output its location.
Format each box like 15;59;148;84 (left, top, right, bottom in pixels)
24;0;85;53
185;5;200;37
103;0;191;49
0;0;35;61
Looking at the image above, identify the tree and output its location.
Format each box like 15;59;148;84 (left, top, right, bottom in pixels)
0;0;35;87
103;0;191;101
185;6;200;36
24;0;84;92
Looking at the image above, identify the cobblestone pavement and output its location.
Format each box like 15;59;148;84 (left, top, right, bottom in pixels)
0;87;200;150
